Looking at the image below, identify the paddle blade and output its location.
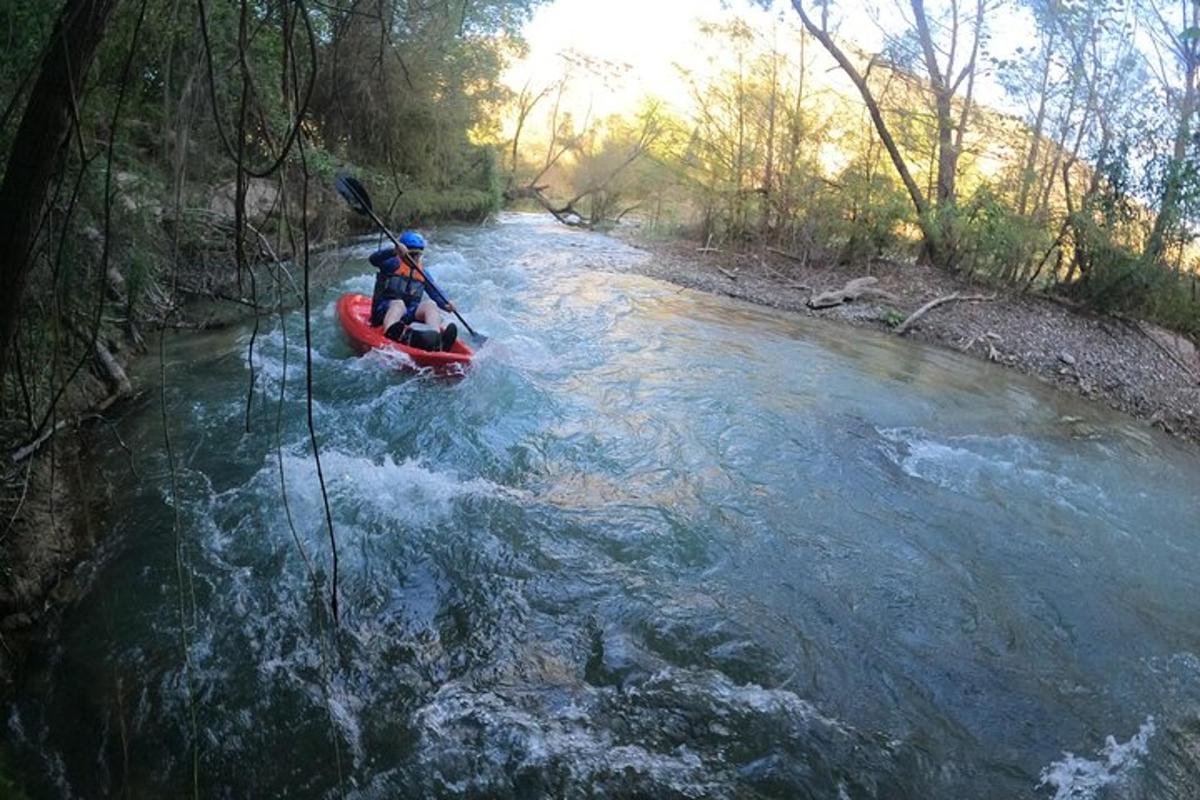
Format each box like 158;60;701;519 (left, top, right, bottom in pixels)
334;173;373;216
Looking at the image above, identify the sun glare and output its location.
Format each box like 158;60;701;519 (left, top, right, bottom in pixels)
504;0;752;130
506;0;1031;135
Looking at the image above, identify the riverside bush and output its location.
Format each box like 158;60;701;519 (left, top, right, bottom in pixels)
1143;271;1200;339
958;186;1049;283
829;163;912;264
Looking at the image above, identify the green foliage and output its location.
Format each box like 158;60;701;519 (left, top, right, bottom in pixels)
0;0;549;426
1143;271;1200;339
1053;140;1200;331
309;0;541;195
304;146;340;183
957;185;1050;281
0;3;59;174
388;187;498;224
1066;212;1156;313
479;146;504;208
343;179;482;228
0;753;30;800
828;162;912;264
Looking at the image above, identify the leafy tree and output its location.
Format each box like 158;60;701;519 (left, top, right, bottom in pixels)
789;0;994;269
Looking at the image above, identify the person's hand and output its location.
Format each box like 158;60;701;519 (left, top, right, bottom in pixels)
394;242;409;258
445;301;457;313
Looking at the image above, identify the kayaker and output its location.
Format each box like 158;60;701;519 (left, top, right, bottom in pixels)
368;230;458;351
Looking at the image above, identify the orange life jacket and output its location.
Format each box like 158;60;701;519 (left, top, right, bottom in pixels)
381;257;426;301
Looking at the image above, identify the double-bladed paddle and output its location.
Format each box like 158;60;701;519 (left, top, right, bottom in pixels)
335;173;487;344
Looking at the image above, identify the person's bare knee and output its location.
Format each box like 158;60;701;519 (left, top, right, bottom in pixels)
382;302;406;330
414;299;441;328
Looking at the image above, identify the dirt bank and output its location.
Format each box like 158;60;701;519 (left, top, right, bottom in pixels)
620;236;1200;447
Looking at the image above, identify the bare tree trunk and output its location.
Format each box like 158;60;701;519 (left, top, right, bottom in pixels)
734;49;747;236
1035;65;1082;218
761;42;778;235
913;0;957;207
912;0;984;267
0;0;122;388
1017;25;1056;216
791;0;986;269
1144;3;1199;266
789;3;931;221
507;80;552;183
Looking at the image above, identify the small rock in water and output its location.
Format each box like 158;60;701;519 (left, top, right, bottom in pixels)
1058;352;1076;366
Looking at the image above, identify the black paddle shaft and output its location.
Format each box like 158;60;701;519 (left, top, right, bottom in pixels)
334;174;483;340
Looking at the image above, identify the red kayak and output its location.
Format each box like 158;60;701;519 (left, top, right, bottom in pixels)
336;293;474;373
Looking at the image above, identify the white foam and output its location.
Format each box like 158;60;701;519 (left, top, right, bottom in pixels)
878;427;1108;515
324;687;366;764
424;250;471;282
1037;716;1155;800
243;322;346;394
273;449;508;530
340;274;375;296
361;346;418;371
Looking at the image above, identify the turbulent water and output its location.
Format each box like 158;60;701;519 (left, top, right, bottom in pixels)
7;214;1200;798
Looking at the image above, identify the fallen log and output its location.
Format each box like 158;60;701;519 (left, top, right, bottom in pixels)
757;258;810;290
1134;320;1200;384
962;331;1003;361
65;319;134;396
807;276;899;309
9;389;133;464
91;336;133;397
894;293;995;335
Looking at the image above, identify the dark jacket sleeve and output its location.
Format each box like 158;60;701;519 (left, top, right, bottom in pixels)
368;247;399;272
422;270;451;310
370;272;387;306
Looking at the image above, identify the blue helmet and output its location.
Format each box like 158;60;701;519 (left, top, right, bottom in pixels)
399;231;426;250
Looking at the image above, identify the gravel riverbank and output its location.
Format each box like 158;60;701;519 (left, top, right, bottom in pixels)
615;236;1200;447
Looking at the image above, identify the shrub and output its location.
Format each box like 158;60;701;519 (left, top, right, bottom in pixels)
957;185;1049;282
827;166;913;265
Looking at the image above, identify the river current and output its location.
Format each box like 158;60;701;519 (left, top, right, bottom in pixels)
7;214;1200;798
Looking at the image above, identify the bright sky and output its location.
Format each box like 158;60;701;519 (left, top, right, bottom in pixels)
505;0;1034;126
505;0;747;120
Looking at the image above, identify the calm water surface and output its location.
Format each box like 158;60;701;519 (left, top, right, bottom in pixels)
7;214;1200;798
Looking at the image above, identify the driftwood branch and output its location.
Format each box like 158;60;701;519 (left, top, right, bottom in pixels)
895;293;995;335
614;203;641;223
178;283;269;310
757;257;810;291
502;184;589;227
91;337;133;396
716;265;738;281
808;276;900;309
9;389;132;464
962;331;1003;361
65;319;133;396
766;246;807;265
1;458;35;541
1134;320;1200;384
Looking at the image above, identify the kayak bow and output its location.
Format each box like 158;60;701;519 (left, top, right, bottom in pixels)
336;293;474;373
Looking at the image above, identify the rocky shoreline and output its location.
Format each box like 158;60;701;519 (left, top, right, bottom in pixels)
618;236;1200;447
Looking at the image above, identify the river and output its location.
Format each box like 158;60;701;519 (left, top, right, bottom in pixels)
7;214;1200;798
